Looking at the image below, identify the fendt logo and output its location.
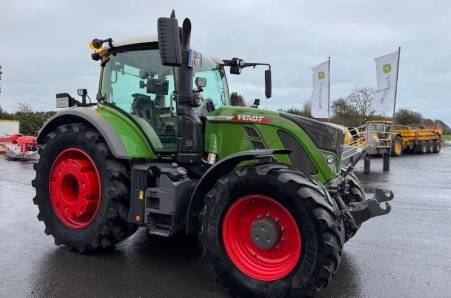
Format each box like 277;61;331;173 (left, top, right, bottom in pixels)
206;115;272;123
383;64;392;73
318;71;325;79
232;115;272;123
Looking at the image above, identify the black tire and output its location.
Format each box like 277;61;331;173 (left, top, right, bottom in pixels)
391;136;403;156
433;140;441;153
32;123;138;253
417;141;427;154
427;141;434;154
200;163;344;297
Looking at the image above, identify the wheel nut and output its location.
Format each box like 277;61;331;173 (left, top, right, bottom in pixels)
266;212;271;218
257;214;262;219
281;226;286;232
275;217;280;222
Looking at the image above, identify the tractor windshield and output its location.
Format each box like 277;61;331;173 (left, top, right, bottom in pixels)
100;47;229;151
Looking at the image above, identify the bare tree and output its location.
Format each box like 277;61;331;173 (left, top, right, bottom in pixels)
346;87;375;121
283;101;312;118
17;102;33;113
302;102;312;117
230;92;246;107
394;108;423;125
330;98;361;126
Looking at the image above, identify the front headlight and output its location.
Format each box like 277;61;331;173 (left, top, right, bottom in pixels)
322;153;339;174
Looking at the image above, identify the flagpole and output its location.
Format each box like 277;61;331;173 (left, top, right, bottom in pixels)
328;56;331;122
392;47;401;119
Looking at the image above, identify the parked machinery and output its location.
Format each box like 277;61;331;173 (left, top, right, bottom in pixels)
33;11;394;297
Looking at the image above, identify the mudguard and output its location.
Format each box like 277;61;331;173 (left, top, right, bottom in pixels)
38;108;128;158
185;149;290;234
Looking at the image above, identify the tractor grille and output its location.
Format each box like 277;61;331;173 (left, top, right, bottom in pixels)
278;130;317;174
281;113;344;156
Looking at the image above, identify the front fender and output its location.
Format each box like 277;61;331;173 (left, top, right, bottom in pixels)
185;149;290;234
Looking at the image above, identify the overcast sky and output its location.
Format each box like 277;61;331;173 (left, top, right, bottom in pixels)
0;0;450;124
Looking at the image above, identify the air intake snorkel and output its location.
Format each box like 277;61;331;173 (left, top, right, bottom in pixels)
157;10;203;164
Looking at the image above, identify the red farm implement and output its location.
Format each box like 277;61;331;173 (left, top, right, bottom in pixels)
0;134;39;160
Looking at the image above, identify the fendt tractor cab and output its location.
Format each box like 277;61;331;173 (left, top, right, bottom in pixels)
33;11;394;297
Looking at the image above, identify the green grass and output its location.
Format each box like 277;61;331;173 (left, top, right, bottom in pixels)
444;135;451;141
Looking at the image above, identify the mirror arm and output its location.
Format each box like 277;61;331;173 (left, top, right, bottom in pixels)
242;62;271;70
222;59;271;70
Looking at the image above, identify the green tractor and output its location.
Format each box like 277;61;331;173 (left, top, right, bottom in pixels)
33;11;393;297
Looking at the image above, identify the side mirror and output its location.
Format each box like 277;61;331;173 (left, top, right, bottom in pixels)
157;16;182;66
265;69;272;98
195;77;207;89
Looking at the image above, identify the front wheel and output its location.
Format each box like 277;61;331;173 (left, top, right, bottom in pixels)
32;123;138;252
200;163;344;297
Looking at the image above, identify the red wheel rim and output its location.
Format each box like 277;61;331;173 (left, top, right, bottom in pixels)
222;195;301;281
49;148;101;229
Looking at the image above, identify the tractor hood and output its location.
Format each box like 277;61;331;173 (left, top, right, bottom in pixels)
205;106;345;157
280;113;345;156
204;106;344;182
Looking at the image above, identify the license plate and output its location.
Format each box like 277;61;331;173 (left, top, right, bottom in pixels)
188;49;202;70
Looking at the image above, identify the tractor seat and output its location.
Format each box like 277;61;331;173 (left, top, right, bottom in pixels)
131;94;157;128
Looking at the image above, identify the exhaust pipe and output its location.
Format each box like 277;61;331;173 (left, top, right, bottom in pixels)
158;11;203;165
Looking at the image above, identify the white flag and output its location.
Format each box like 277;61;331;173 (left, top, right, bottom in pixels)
310;60;330;119
373;50;399;116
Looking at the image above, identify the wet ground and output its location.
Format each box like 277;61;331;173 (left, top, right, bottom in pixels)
0;147;450;298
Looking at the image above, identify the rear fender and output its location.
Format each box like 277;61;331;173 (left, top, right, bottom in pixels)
37;107;156;159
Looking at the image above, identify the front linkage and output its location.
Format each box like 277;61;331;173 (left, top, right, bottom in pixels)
329;146;394;240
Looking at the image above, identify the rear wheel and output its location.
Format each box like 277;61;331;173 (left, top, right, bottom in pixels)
417;141;427;154
427;141;434;153
32;123;138;252
200;163;344;297
391;136;403;156
433;140;441;153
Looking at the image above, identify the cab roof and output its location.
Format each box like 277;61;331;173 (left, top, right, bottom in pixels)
92;36;224;65
107;35;158;49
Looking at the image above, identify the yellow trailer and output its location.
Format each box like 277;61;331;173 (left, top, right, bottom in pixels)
343;121;443;156
391;125;442;156
342;120;443;174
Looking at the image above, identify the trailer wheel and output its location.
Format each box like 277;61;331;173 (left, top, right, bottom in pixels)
427;141;434;153
200;163;344;297
391;136;403;156
433;140;441;153
32;123;138;252
417;141;428;154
